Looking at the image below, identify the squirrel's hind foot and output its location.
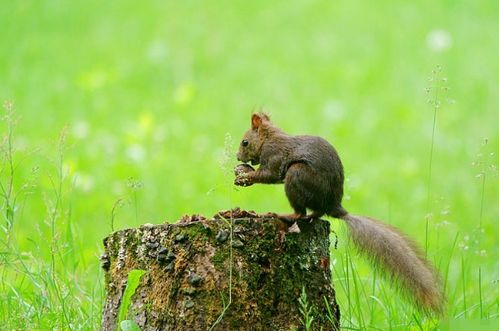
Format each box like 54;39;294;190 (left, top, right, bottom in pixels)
277;213;305;223
277;213;322;223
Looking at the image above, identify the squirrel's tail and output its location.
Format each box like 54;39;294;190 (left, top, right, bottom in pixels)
339;213;444;314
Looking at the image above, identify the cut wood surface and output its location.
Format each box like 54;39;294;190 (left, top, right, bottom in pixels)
101;208;340;331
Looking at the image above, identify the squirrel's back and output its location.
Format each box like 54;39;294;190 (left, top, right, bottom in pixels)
291;135;343;175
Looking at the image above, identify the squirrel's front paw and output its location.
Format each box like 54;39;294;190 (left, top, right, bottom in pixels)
234;163;255;176
234;173;253;187
234;164;255;187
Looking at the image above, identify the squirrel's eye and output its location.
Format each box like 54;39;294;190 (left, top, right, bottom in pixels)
241;139;249;147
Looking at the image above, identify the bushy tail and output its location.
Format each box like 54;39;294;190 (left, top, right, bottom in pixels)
339;213;444;314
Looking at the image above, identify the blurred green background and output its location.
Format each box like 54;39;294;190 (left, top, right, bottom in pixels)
1;0;498;329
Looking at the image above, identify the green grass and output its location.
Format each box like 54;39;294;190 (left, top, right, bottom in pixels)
1;0;498;329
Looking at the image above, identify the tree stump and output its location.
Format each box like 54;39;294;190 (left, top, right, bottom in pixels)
101;209;340;331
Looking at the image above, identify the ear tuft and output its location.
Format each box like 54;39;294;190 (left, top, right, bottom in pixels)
251;112;270;130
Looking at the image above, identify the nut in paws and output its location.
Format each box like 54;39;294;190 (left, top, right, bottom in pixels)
234;173;253;186
234;163;255;176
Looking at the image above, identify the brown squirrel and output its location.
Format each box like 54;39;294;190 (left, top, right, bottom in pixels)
234;112;444;314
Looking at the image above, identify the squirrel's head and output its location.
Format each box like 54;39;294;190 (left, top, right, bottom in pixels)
237;112;271;165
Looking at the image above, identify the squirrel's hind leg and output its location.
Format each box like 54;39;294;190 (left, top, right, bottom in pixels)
277;212;306;223
277;211;323;223
284;163;326;221
284;163;312;214
308;211;326;220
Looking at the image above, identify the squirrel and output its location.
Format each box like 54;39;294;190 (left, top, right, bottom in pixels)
234;112;444;315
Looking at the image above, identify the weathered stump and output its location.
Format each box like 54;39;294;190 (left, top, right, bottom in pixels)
101;209;340;330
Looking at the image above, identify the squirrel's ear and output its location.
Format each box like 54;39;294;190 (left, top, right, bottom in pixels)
251;113;263;130
251;112;270;130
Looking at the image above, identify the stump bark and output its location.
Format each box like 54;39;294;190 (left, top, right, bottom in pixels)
101;209;340;331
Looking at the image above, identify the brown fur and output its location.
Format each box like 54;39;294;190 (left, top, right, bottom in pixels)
235;113;445;314
341;214;444;314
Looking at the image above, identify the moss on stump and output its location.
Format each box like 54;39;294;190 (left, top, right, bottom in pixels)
101;209;340;330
